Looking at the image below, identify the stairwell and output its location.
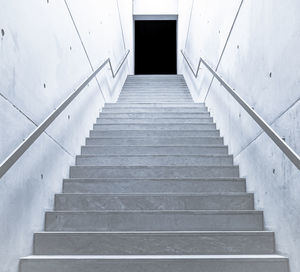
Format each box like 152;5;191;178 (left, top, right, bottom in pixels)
19;75;289;271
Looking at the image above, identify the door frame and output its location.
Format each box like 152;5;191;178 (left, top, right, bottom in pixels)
133;15;178;75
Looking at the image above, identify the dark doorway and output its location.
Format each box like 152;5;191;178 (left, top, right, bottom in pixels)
135;20;177;75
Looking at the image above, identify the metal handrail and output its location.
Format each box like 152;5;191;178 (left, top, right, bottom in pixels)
181;49;300;170
0;50;130;179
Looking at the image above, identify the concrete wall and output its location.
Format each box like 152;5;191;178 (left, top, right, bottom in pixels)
133;0;178;15
0;1;132;271
179;0;300;271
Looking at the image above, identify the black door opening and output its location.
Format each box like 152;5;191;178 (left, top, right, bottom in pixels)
135;20;177;75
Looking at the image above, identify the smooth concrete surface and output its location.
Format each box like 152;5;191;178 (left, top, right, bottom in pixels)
75;154;233;166
133;0;178;15
69;165;239;179
93;123;216;130
90;129;220;137
45;210;263;231
178;0;300;270
86;136;222;145
54;193;254;211
81;145;228;156
19;255;289;272
98;113;211;118
63;178;247;194
96;117;213;124
0;1;131;272
33;231;275;255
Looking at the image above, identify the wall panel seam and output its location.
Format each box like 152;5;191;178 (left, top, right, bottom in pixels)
63;0;105;101
204;0;244;102
0;91;73;157
234;97;300;159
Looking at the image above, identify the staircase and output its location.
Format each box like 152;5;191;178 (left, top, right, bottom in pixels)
20;75;289;272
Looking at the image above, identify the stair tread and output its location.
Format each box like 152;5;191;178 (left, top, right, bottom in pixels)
22;254;286;260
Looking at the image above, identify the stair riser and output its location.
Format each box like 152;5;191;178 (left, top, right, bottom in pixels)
123;83;187;85
90;130;220;137
69;166;239;179
119;93;191;96
119;92;190;94
122;89;189;91
45;211;263;231
93;124;216;130
54;194;253;211
119;93;190;94
122;88;188;90
81;146;228;156
63;179;246;194
102;108;208;113
104;103;204;107
86;137;222;146
118;97;193;103
124;83;187;85
95;118;213;124
117;100;194;102
99;113;211;118
124;85;187;87
118;95;191;98
76;155;232;166
34;232;274;255
19;258;289;272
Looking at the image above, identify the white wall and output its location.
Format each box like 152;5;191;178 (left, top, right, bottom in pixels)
179;0;300;271
0;1;132;271
134;0;178;15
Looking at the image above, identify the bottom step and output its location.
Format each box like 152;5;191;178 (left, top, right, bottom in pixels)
20;255;288;272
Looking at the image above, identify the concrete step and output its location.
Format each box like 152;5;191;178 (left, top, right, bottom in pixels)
124;83;187;85
123;87;188;89
118;98;192;100
120;91;190;93
19;255;289;272
93;123;216;130
96;118;213;124
86;137;222;146
102;107;208;113
124;83;186;85
104;103;204;107
120;92;190;95
117;100;194;103
122;89;189;91
118;95;191;98
121;89;189;92
119;95;191;98
124;82;187;84
81;145;228;156
119;93;191;96
99;113;211;118
90;130;220;137
33;231;275;255
45;210;263;231
76;155;233;166
117;99;194;102
54;193;253;211
125;81;186;82
69;165;239;179
63;178;247;194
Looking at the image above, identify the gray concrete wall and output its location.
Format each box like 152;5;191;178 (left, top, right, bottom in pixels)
0;1;132;272
178;0;300;271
